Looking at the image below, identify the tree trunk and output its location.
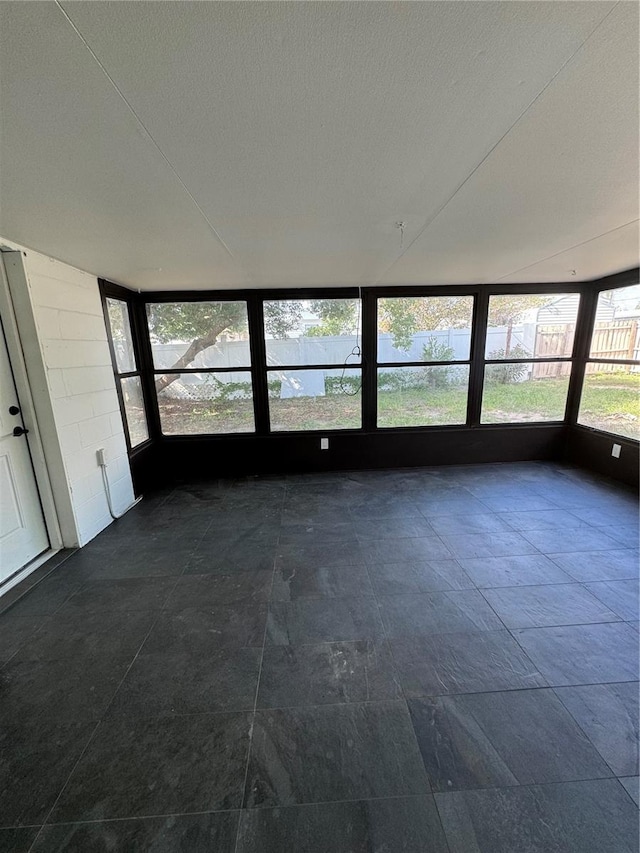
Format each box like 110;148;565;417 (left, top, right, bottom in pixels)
154;324;228;394
505;320;513;358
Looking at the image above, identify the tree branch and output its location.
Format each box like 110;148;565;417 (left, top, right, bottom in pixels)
154;324;228;394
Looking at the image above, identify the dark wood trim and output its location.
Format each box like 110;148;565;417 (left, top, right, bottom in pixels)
564;287;599;426
152;366;253;375
263;363;363;373
362;290;378;431
99;287;133;454
468;289;488;426
249;295;270;434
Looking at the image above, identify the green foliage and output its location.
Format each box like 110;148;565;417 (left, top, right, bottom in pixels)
203;377;252;401
378;297;473;351
263;301;304;339
378;369;424;392
305;300;359;337
421;337;455;363
324;375;361;395
487;295;550;326
486;345;529;384
147;301;247;344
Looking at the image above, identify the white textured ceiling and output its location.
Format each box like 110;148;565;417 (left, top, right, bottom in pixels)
0;1;638;290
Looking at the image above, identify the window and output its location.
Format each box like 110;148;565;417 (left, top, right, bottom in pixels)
104;297;149;448
376;296;473;427
481;293;579;424
263;298;361;431
146;301;255;435
578;285;640;441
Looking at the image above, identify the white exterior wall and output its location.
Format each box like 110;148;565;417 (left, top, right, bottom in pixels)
1;239;135;546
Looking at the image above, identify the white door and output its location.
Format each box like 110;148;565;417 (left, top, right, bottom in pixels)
0;315;49;584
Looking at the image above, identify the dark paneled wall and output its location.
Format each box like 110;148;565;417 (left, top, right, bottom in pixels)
131;425;565;488
564;426;639;488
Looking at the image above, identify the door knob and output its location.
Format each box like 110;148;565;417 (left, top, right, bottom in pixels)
9;405;20;415
12;426;29;437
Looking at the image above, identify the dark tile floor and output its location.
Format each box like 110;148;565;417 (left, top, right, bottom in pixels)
0;462;638;852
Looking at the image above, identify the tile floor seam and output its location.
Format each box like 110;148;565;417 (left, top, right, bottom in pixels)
233;551;278;853
549;684;640;780
358;505;442;800
25;717;104;853
475;585;624;630
21;601;178;848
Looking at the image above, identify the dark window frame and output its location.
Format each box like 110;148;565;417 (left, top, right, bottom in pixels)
99;280;153;454
145;298;257;436
262;293;364;434
99;274;639;445
573;279;640;442
479;290;582;426
374;293;476;430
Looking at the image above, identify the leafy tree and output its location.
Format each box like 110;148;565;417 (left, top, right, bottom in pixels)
378;294;551;355
305;299;359;337
378;297;472;351
147;293;554;393
147;301;248;393
147;299;349;392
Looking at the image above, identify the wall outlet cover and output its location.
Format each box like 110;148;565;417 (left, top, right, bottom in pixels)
320;437;329;450
611;443;621;459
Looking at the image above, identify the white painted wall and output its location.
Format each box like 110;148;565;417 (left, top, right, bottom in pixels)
1;238;135;546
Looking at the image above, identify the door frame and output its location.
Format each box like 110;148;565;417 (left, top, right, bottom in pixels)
0;253;62;590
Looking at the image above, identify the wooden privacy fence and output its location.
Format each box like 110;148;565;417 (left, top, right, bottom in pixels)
532;320;639;378
532;325;575;378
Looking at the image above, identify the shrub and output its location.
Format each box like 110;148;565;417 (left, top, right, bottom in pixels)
325;375;361;395
421;337;455;363
486;345;529;384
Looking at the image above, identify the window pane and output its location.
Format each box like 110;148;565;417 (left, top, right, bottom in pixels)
120;376;148;447
377;366;469;428
485;294;579;359
481;362;570;423
106;298;137;373
268;368;361;431
264;299;361;366
578;363;640;441
377;296;473;362
146;302;251;369
590;285;640;359
157;371;254;435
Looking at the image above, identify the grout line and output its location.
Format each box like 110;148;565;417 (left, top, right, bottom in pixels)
11;466;638;848
232;492;285;852
26;717;104;853
353;500;442;800
550;683;639;781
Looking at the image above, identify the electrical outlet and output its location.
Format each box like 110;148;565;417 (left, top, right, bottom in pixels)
320;437;329;450
96;448;106;466
611;443;621;459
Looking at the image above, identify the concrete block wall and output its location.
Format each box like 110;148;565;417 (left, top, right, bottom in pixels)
3;240;135;546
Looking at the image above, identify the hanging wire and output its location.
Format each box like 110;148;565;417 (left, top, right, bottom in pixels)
339;287;363;396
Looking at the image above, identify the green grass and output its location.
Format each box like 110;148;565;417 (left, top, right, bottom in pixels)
156;373;639;439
